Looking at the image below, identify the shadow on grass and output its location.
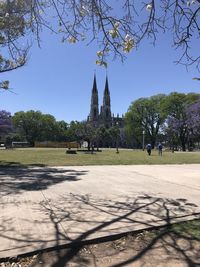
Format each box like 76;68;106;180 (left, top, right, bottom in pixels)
0;194;200;266
0;160;47;168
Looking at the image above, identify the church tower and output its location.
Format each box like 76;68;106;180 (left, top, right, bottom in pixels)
102;76;112;127
89;74;99;124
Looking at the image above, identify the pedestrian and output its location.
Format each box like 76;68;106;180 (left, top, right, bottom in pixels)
146;143;152;156
158;142;163;156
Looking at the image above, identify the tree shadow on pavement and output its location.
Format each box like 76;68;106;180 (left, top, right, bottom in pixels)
3;193;199;267
0;166;88;196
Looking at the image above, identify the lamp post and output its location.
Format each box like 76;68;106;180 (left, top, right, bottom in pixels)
142;130;145;151
116;122;119;153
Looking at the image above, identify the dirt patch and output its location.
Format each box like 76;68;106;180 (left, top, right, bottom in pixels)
1;228;200;267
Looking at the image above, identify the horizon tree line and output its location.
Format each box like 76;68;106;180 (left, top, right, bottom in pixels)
1;91;200;151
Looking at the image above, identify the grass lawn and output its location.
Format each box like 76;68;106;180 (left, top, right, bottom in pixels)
0;148;200;166
172;219;200;239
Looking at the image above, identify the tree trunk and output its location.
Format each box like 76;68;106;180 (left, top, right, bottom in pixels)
180;131;187;151
87;140;90;151
181;141;186;151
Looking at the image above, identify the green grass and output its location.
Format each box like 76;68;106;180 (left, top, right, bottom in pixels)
0;148;200;166
139;219;200;250
172;219;200;239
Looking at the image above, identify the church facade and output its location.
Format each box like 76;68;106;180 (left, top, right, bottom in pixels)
87;75;124;129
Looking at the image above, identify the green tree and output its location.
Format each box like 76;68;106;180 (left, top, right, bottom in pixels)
78;123;95;150
108;126;120;148
163;92;200;151
56;120;69;141
39;114;59;141
125;94;167;148
12;110;59;145
95;126;111;148
65;121;84;142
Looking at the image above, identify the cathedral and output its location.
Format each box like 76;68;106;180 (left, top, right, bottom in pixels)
87;75;124;129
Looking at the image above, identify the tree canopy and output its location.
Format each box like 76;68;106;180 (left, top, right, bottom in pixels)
164;92;200;150
0;110;12;135
125;92;200;150
1;0;200;79
186;99;200;138
12;110;59;145
2;92;200;150
0;0;30;89
125;94;166;148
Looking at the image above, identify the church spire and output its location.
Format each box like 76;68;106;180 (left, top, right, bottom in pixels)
89;74;99;122
104;75;109;95
92;73;98;93
102;76;111;125
103;75;111;107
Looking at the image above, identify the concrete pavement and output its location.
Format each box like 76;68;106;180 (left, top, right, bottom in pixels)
0;164;200;259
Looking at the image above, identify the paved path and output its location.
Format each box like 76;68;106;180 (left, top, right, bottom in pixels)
0;164;200;259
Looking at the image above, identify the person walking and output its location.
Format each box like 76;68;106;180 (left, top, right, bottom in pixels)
146;143;152;156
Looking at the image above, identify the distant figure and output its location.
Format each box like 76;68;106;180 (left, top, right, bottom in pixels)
158;142;163;156
146;144;152;156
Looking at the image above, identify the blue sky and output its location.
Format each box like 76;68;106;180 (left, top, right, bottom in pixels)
1;28;199;123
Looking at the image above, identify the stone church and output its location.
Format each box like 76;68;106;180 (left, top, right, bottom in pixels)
87;75;124;129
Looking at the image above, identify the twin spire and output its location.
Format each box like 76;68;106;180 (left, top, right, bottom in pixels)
92;74;98;94
90;74;111;124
